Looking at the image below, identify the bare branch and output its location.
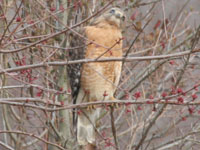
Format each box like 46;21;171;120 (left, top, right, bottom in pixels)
0;49;199;75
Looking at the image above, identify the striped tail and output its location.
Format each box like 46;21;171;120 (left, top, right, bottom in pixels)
77;108;101;145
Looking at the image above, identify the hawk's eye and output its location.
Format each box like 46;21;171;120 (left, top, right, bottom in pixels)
109;9;115;14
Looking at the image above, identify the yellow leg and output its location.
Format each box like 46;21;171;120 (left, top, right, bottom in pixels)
110;96;120;108
86;98;97;111
87;104;96;111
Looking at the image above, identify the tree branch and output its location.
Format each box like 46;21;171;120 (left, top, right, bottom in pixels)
0;48;199;75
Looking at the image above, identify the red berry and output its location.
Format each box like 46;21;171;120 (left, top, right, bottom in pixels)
154;20;161;30
125;93;129;99
15;61;20;65
170;86;176;95
77;110;82;115
177;88;183;94
36;89;43;97
160;41;165;49
147;101;153;104
28;20;34;24
16;16;21;22
169;60;175;65
182;117;186;121
149;95;154;99
60;101;64;106
67;88;71;93
103;91;108;97
126;108;131;113
60;5;64;11
161;92;167;98
188;107;195;114
134;92;141;99
104;138;114;147
102;131;106;137
130;11;138;21
192;94;197;100
177;97;184;103
125;102;131;106
50;7;56;12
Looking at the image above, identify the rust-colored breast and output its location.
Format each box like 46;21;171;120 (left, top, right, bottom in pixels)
81;23;123;102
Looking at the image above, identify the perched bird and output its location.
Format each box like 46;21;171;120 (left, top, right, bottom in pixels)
68;7;125;146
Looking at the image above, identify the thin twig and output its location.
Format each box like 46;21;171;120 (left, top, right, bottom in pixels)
110;106;119;150
0;130;66;150
0;0;24;45
0;141;14;150
134;25;200;150
0;0;115;54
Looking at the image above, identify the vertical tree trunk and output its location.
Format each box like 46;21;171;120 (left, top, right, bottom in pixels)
49;0;75;149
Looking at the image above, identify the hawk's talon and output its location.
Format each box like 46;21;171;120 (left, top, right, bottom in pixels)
87;105;96;111
111;102;120;108
110;97;120;108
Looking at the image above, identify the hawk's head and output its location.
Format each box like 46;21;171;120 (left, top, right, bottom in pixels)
91;7;126;30
103;7;126;29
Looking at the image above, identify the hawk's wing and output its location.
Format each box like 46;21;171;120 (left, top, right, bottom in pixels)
67;29;86;128
67;29;86;104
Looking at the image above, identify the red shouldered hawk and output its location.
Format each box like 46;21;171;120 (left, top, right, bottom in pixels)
68;7;125;146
